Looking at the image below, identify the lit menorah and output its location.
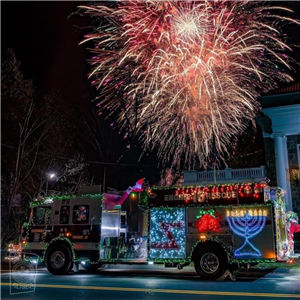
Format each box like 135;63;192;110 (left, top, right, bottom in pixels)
227;212;267;257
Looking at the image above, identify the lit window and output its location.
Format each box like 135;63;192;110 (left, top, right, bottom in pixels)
73;205;89;224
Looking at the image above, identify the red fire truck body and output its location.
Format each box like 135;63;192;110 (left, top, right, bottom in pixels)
14;182;298;279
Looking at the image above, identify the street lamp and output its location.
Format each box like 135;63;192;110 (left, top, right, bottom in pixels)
45;173;56;195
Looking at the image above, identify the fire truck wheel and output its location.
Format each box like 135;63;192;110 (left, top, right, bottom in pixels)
194;246;228;280
81;262;103;273
46;244;73;275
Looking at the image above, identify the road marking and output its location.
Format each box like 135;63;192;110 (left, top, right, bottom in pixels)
1;282;300;298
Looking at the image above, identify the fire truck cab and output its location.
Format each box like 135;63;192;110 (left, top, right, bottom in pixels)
17;181;299;280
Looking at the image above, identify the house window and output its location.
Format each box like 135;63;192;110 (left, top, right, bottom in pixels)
60;206;70;224
73;205;89;224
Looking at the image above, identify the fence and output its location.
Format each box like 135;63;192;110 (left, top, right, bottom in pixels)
184;166;266;183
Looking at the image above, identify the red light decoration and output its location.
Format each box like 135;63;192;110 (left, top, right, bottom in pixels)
290;223;300;234
195;214;220;232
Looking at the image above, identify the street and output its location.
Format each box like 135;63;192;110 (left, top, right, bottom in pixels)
1;264;300;300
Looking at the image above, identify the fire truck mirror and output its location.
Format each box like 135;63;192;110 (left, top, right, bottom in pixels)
60;206;70;225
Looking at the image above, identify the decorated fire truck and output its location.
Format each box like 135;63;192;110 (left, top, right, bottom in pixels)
10;179;299;279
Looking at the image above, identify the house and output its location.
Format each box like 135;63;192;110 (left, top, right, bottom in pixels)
183;81;300;217
257;81;300;215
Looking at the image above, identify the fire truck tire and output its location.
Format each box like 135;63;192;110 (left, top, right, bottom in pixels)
194;246;228;280
46;244;73;275
81;262;103;273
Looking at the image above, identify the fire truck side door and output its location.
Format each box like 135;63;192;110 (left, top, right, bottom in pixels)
100;210;121;259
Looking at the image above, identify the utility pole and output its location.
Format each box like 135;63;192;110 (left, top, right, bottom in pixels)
103;167;106;193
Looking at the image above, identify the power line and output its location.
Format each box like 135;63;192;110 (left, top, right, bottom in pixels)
1;143;157;168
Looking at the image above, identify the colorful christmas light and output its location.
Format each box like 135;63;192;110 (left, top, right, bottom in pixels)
195;209;221;232
150;208;186;259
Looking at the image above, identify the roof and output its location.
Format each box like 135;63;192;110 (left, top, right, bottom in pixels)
263;81;300;96
257;81;300;108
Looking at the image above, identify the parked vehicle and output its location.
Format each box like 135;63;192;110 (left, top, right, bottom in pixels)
10;180;299;279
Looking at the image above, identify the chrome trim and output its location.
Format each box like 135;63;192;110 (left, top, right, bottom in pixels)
200;253;219;274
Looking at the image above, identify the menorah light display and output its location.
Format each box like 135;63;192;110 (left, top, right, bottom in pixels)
227;212;267;257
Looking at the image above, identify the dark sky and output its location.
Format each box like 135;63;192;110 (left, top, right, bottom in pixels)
2;1;94;111
1;1;161;188
2;1;300;108
2;1;300;184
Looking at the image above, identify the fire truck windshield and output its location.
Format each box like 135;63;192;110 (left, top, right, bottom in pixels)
32;206;51;225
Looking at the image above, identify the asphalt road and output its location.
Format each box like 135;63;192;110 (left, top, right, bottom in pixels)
1;264;300;300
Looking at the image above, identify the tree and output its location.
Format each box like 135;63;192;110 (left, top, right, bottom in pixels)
2;49;40;244
157;168;184;187
1;49;91;245
79;109;122;163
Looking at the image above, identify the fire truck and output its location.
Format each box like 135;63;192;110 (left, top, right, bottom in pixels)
12;179;299;280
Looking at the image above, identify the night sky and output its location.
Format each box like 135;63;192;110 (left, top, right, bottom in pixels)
2;2;94;111
2;1;300;187
2;1;300;108
1;1;162;188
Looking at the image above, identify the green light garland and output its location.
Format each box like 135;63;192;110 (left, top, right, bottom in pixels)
42;237;78;262
138;191;148;209
149;203;272;209
286;211;299;223
196;209;216;219
29;194;103;208
254;261;300;269
188;237;231;262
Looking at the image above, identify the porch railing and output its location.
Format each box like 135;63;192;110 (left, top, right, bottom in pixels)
184;166;266;184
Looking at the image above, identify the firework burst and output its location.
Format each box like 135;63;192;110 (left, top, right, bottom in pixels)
79;1;299;168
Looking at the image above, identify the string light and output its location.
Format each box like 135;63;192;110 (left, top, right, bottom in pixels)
195;209;221;232
150;183;265;206
30;194;103;208
150;208;186;259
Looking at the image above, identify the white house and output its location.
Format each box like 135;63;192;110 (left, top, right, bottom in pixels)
257;81;300;213
183;81;300;216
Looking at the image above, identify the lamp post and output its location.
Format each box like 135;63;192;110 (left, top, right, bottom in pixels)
45;173;56;196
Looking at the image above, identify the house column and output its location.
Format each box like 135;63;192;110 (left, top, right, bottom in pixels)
282;136;293;211
272;132;292;210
